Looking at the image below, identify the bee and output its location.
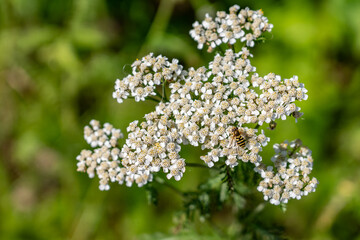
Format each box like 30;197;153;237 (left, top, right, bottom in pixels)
229;127;246;149
268;120;277;131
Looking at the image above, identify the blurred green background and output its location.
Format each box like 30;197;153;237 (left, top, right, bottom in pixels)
1;0;360;239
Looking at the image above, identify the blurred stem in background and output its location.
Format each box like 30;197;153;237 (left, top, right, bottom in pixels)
139;0;177;56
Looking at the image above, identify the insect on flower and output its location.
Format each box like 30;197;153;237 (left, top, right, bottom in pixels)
268;121;277;130
229;127;247;151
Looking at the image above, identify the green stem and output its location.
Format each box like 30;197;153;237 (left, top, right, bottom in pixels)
162;80;168;102
218;46;225;55
147;96;161;103
138;0;175;56
289;146;300;158
154;89;164;100
225;166;234;193
187;162;220;170
128;96;160;103
186;163;209;168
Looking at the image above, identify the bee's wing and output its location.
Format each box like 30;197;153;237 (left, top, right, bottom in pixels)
228;135;235;148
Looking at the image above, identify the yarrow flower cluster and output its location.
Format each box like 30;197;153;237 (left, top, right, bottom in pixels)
190;5;273;51
166;49;271;168
77;5;318;205
121;115;185;185
256;140;319;205
76;120;123;190
113;53;185;103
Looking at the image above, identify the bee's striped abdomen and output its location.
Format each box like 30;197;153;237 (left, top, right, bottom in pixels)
236;136;246;148
230;127;247;150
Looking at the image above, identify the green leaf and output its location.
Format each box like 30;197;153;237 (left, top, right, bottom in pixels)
233;193;246;210
234;181;250;195
198;173;224;191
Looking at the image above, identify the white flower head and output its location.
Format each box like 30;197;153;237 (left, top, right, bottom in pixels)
113;53;187;104
190;6;273;52
256;140;318;205
77;120;124;190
